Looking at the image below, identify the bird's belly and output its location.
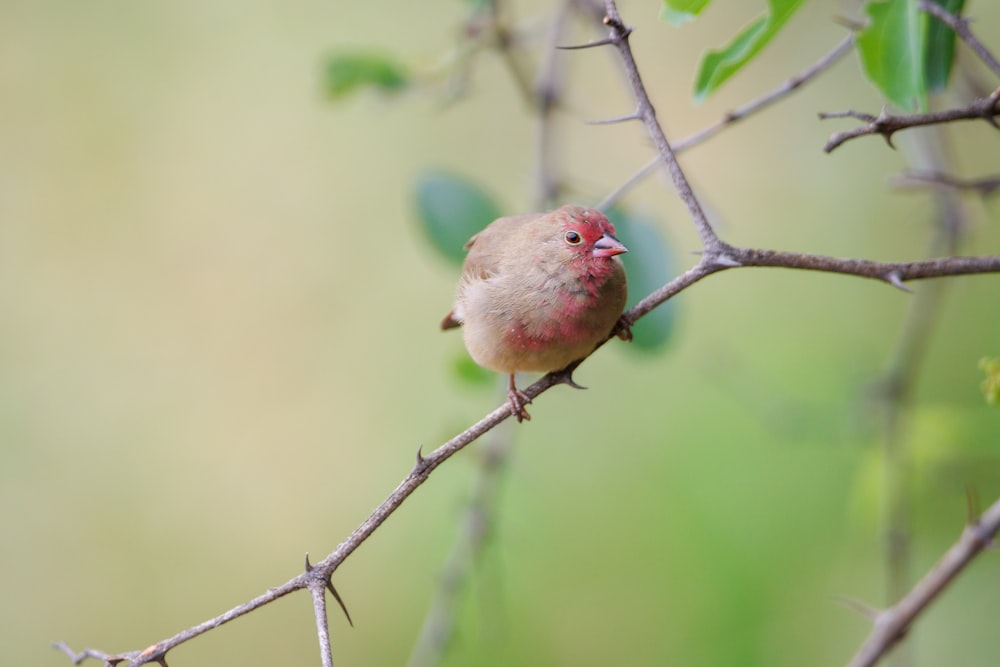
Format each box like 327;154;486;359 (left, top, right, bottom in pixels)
462;286;617;374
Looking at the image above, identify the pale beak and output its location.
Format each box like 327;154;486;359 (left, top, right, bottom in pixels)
592;232;628;258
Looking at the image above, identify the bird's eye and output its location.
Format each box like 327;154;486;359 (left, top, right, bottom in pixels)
564;230;582;245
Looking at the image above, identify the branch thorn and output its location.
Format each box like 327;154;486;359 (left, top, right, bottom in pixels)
835;595;881;621
305;553;354;626
326;581;354;627
551;361;587;390
885;271;913;293
586;111;641;125
711;252;742;268
556;37;614;50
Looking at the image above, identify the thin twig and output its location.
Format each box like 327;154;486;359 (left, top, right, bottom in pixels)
532;0;575;207
894;170;1000;197
585;110;642;124
821;93;1000;152
486;0;537;106
596;32;855;210
308;581;334;667
53;642;131;666
600;0;722;249
845;495;1000;667
919;0;1000;78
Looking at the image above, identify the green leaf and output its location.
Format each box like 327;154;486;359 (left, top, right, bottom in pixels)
606;208;677;352
414;170;503;265
924;0;965;93
661;0;713;25
980;357;1000;406
452;354;495;387
851;404;1000;526
693;0;807;101
324;52;409;99
856;0;926;111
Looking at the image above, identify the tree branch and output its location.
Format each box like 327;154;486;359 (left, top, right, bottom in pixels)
821;92;1000;153
918;0;1000;78
598;33;854;210
55;238;1000;667
895;170;1000;197
599;0;722;250
55;4;1000;667
845;495;1000;667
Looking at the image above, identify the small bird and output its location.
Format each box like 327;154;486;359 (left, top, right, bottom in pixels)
441;205;629;422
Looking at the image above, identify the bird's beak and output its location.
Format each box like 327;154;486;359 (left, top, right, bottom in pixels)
592;232;628;258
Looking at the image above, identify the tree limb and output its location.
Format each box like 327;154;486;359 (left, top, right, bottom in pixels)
599;0;722;250
894;170;1000;197
54;3;1000;667
598;33;854;210
845;495;1000;667
919;0;1000;78
821;93;1000;153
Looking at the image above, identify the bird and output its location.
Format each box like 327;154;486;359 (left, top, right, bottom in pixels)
441;204;629;422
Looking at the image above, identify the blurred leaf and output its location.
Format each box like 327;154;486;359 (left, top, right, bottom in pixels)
924;0;964;93
661;0;713;25
856;0;927;111
452;354;495;387
324;52;409;99
980;357;1000;406
693;0;807;101
606;208;677;352
851;404;1000;527
414;170;503;264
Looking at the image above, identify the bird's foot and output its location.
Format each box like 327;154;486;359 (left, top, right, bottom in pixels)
508;386;532;422
507;374;532;422
613;314;634;342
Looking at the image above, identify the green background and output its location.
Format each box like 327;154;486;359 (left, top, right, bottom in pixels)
2;1;999;666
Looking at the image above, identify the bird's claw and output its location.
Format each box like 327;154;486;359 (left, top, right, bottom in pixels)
507;387;532;422
614;315;634;342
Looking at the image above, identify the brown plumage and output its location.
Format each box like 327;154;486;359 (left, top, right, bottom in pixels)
442;205;628;421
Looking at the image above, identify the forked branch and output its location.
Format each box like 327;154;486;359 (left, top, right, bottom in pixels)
821;94;1000;153
55;3;1000;667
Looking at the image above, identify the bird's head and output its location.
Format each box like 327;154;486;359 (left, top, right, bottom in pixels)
553;206;628;260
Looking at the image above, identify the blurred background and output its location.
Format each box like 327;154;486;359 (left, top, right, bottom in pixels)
3;1;1000;666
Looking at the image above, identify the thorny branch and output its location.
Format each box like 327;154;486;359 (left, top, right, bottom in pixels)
57;2;1000;667
823;1;1000;153
845;495;1000;667
53;225;1000;667
598;0;721;250
597;33;854;210
821;92;1000;153
895;170;1000;197
919;0;1000;78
